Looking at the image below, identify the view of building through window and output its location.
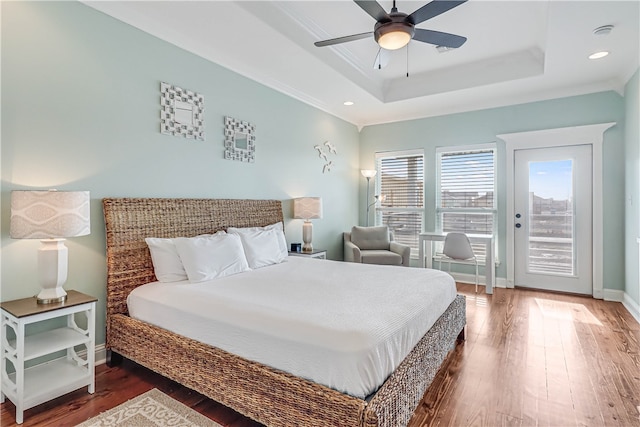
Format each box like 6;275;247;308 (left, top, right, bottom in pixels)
527;159;574;275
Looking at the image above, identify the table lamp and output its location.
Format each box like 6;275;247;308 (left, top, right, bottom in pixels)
293;197;323;253
10;190;91;304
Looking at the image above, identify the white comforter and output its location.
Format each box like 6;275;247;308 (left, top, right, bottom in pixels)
127;257;457;398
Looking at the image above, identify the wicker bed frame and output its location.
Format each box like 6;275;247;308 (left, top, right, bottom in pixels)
103;197;466;427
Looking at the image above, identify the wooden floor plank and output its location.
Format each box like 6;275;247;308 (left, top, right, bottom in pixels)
1;284;638;427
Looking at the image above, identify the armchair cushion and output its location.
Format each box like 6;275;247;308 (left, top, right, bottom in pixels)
350;226;390;250
360;250;403;266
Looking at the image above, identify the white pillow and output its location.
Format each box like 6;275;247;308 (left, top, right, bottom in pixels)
145;237;188;282
228;222;287;256
173;233;250;283
145;232;223;283
228;226;287;269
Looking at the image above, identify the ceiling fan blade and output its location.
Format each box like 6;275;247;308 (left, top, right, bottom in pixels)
373;48;391;69
353;0;389;22
314;32;373;47
408;0;467;25
413;28;467;48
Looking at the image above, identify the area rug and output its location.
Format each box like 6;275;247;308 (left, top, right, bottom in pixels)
76;388;223;427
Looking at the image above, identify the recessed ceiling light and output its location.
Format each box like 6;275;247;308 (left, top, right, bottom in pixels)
588;51;609;60
343;101;354;106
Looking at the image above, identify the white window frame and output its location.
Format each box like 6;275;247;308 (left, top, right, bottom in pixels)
375;149;425;259
435;143;497;263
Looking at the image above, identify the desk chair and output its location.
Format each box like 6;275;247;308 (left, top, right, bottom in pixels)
438;232;479;292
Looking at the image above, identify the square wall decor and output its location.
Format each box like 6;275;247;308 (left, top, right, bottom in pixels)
160;82;205;140
224;116;255;163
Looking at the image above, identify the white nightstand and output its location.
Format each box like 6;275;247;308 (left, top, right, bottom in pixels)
288;249;327;259
0;290;97;424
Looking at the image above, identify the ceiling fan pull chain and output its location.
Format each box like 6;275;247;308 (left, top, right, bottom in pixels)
406;43;410;78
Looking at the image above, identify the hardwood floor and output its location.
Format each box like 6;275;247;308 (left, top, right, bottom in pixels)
2;284;638;427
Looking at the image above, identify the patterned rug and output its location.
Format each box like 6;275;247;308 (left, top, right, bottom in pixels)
76;389;222;427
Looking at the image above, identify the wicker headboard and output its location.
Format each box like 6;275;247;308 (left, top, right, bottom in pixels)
103;198;284;319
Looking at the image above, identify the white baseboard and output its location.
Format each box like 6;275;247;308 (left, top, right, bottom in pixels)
622;293;640;325
95;343;107;366
603;288;625;302
585;289;639;325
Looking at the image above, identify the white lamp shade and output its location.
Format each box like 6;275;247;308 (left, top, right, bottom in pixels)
10;190;91;239
293;197;323;220
360;169;377;178
10;190;90;304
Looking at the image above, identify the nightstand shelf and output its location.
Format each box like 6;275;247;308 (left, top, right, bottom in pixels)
6;358;93;411
1;290;97;424
8;327;92;362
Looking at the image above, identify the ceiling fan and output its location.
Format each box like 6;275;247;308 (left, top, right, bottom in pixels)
315;0;468;64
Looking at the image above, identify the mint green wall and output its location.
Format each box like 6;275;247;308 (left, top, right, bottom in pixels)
625;69;639;306
1;1;360;346
1;1;635;353
359;92;626;290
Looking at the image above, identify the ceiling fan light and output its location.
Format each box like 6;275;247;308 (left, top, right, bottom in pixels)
375;21;413;51
378;30;411;50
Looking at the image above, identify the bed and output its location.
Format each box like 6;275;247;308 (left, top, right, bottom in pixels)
103;197;466;427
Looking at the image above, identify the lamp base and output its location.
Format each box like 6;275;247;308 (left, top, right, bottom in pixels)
36;277;68;304
302;220;313;253
36;293;67;305
37;239;69;304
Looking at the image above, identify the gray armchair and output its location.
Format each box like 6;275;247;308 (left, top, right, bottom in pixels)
343;225;411;267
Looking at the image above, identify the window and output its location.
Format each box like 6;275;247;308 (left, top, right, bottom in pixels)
436;145;497;260
375;150;424;257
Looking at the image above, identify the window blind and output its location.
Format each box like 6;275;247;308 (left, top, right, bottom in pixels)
375;151;424;255
437;148;497;261
440;150;495;210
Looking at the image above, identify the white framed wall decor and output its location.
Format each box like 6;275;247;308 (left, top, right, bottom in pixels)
160;82;205;140
224;116;255;163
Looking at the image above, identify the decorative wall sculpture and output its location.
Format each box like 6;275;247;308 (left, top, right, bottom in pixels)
314;140;337;173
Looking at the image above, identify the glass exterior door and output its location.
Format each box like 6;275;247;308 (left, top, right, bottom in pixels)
514;145;592;294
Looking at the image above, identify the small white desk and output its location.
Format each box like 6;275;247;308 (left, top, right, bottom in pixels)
419;232;495;294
